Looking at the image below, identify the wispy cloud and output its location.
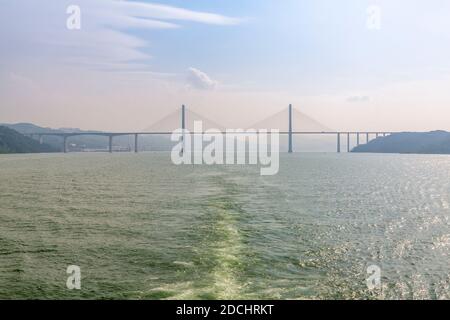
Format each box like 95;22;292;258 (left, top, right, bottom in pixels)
0;0;240;72
113;1;242;26
347;95;370;103
186;68;218;90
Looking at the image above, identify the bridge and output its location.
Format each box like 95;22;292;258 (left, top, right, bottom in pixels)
27;105;395;153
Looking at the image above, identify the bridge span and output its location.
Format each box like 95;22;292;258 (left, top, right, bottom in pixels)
26;105;396;153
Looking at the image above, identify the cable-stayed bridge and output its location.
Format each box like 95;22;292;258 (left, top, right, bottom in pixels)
26;105;395;153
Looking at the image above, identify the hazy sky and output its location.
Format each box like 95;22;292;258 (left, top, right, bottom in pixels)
2;0;450;131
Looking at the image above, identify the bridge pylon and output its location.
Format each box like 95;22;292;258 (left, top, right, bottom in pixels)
288;104;293;153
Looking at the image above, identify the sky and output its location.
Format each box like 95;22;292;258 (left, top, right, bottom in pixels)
2;0;450;131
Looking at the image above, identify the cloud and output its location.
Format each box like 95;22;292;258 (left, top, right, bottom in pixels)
346;95;370;103
186;68;218;90
113;1;241;26
0;1;240;72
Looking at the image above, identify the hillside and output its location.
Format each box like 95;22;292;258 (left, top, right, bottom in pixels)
352;131;450;154
0;126;57;154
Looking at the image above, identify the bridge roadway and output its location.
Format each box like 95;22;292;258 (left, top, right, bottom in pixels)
26;131;396;153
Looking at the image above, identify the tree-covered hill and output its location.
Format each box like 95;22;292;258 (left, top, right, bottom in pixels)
0;126;57;154
352;131;450;154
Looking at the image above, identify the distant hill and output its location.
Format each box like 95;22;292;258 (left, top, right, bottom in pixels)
352;131;450;154
0;126;57;154
0;123;58;134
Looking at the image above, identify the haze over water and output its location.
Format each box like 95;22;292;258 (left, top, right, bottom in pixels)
0;153;449;299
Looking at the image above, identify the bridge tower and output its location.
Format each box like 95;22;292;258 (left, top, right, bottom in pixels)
288;104;293;153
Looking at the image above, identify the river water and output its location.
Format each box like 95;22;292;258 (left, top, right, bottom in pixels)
0;153;449;299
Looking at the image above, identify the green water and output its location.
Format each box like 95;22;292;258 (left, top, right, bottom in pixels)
0;153;449;299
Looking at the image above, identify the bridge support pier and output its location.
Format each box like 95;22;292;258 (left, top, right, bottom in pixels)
134;134;139;153
109;135;113;153
337;133;341;153
357;133;360;146
347;133;350;152
366;133;369;144
63;136;67;153
288;104;293;153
